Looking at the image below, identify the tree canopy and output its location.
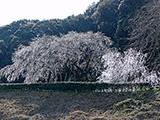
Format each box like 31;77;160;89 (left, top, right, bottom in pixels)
0;32;111;83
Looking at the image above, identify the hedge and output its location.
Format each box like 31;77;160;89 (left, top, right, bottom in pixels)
0;82;152;92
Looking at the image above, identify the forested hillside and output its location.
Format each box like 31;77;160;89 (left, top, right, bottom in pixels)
0;0;160;83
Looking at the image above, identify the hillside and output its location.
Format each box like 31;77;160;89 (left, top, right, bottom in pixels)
115;0;160;71
0;89;159;120
92;0;160;71
0;17;95;68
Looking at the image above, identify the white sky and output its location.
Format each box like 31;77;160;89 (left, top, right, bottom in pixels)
0;0;99;26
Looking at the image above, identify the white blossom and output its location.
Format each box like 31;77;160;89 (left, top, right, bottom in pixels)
99;48;160;84
0;32;111;83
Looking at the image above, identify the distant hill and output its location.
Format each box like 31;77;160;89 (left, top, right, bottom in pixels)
0;0;159;72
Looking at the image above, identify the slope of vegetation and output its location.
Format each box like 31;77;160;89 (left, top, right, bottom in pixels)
115;0;160;71
0;16;95;69
0;89;159;120
61;89;160;120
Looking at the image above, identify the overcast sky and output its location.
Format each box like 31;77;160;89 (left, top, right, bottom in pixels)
0;0;99;26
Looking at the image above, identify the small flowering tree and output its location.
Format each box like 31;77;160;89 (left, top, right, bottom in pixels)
99;48;160;84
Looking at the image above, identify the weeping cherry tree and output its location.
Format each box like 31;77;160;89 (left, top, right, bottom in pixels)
0;32;111;83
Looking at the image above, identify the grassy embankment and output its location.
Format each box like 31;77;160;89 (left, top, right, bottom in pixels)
0;88;159;120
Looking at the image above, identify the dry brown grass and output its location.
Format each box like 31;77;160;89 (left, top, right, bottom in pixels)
0;89;158;120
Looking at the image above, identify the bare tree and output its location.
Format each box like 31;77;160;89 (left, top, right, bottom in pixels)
0;32;111;83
